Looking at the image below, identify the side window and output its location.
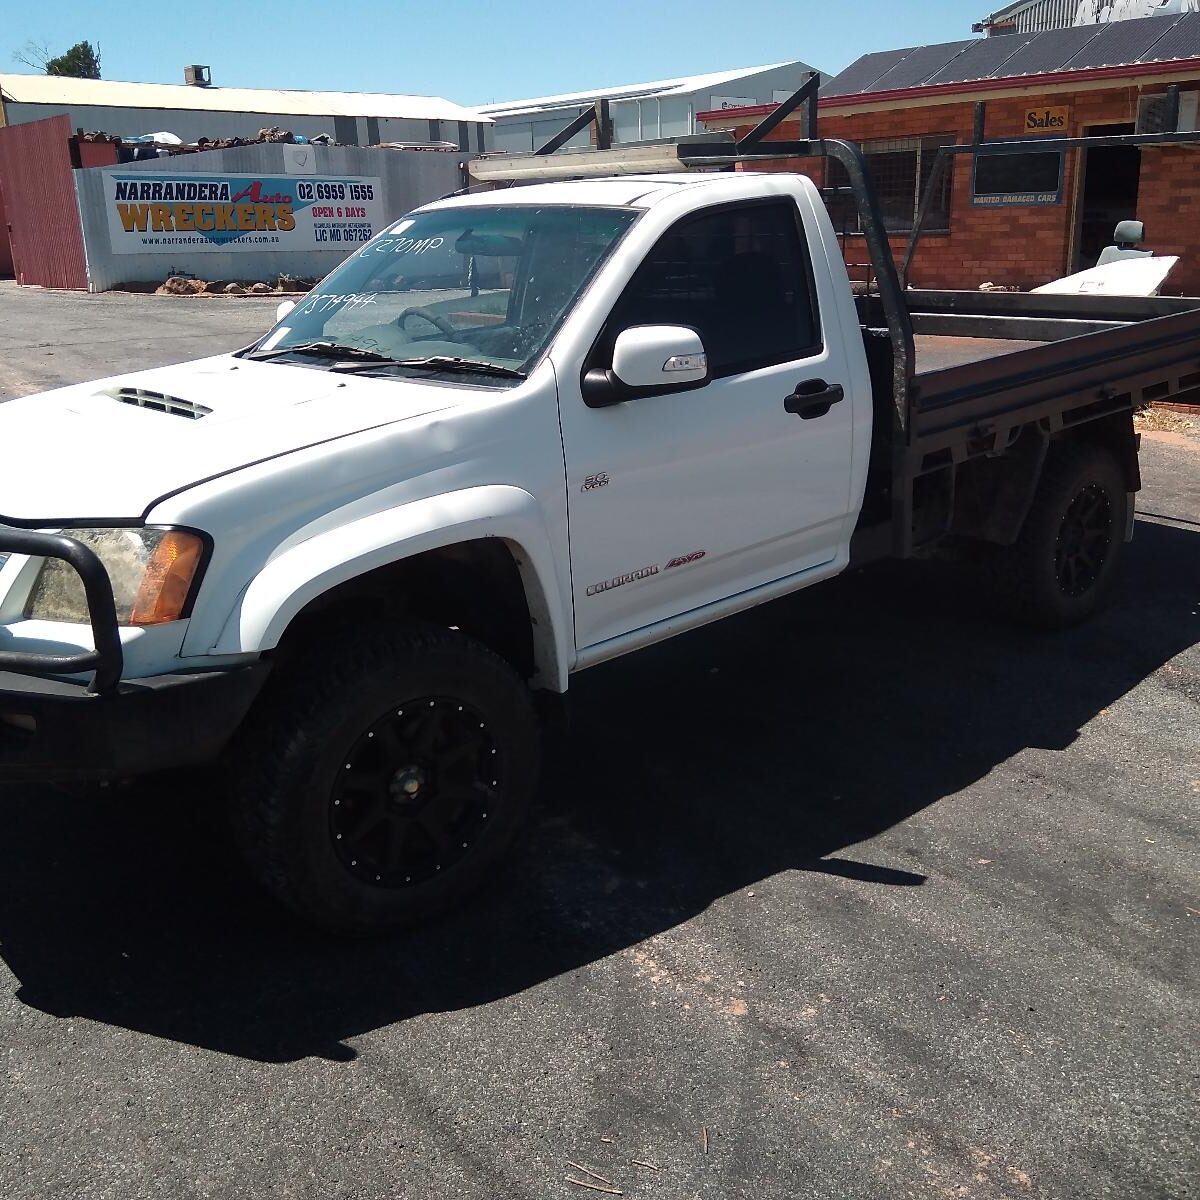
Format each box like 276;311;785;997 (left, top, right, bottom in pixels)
606;200;821;379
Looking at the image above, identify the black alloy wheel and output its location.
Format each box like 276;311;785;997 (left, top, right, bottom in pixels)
1054;483;1113;599
989;442;1126;629
330;697;502;888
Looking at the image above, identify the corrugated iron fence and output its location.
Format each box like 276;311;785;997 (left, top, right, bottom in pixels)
0;115;88;289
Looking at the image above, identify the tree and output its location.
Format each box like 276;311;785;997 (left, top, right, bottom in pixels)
13;40;101;79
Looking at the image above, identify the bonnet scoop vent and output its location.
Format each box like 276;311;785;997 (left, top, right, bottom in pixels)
112;387;213;420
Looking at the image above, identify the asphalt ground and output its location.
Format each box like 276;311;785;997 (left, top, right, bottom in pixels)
0;282;1197;1200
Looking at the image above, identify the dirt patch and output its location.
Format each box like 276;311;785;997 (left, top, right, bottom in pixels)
1139;428;1200;453
1135;407;1197;437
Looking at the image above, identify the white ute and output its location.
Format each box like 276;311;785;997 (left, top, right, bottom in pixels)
1;162;1168;932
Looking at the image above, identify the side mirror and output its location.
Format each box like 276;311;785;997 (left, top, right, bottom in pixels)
613;325;708;388
582;325;709;408
275;298;297;323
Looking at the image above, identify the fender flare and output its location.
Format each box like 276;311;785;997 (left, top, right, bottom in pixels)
212;485;572;691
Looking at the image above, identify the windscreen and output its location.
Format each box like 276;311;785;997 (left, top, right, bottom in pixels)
259;205;638;376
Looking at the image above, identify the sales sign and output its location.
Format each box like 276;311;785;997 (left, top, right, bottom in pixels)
1024;105;1071;133
102;170;387;254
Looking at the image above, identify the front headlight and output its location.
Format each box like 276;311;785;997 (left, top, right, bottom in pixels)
24;527;206;626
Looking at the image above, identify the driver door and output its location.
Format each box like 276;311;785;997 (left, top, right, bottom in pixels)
557;197;858;651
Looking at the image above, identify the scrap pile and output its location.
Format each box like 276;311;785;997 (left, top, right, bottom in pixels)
77;126;341;159
153;273;315;297
195;126;336;151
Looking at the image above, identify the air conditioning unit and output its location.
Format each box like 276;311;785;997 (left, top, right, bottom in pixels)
183;64;212;87
1135;89;1199;133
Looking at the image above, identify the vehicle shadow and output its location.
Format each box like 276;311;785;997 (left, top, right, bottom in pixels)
0;518;1195;1063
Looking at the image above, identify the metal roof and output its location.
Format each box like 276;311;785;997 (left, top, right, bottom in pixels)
979;0;1200;29
478;61;817;117
822;11;1200;97
979;0;1050;20
0;73;492;124
976;0;1079;27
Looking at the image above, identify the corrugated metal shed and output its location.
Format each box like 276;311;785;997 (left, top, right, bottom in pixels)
977;0;1081;33
0;74;490;125
479;62;814;117
822;11;1200;96
978;0;1200;34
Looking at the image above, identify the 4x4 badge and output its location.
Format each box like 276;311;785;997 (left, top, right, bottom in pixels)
664;550;706;569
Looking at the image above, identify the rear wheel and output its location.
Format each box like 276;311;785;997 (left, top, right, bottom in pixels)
229;624;539;935
992;443;1126;628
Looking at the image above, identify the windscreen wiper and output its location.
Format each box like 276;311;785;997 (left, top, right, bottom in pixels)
245;341;399;364
385;356;527;379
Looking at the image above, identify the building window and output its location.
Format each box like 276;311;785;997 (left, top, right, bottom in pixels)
972;150;1064;207
825;135;955;234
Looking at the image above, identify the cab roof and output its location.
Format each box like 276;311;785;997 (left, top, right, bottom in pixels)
421;173;773;212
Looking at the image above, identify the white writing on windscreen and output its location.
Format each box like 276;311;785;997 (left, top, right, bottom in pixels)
358;236;446;259
297;292;380;316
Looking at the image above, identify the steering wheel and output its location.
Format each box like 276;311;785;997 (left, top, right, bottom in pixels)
397;306;459;338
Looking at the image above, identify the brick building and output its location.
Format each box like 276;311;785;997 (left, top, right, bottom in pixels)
698;13;1200;293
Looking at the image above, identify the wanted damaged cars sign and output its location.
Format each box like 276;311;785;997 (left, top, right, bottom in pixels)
103;169;386;254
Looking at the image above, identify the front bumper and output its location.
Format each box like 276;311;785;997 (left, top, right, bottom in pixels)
0;663;271;783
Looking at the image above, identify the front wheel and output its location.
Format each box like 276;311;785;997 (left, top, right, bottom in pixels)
991;443;1127;629
229;625;540;935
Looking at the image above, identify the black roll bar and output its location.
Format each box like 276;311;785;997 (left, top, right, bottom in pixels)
739;71;821;147
0;527;124;694
534;97;613;155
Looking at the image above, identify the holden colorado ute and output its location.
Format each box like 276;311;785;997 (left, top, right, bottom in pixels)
3;152;1197;932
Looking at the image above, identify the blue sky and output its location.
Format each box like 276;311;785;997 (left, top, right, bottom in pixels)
6;1;985;105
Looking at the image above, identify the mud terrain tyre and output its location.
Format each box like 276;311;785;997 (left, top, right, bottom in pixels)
993;443;1126;629
229;625;539;935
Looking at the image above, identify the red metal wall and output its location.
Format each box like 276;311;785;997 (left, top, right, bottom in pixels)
0;115;88;289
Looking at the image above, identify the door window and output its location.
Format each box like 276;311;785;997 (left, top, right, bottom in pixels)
603;200;821;378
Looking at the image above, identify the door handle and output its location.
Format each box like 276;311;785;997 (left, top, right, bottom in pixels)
784;379;845;419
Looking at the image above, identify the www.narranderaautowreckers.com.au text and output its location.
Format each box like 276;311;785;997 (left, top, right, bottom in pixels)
101;170;387;255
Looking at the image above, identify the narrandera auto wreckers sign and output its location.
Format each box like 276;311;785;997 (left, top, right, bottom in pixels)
103;170;386;255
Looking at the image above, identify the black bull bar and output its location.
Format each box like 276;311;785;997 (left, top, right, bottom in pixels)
0;526;124;694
